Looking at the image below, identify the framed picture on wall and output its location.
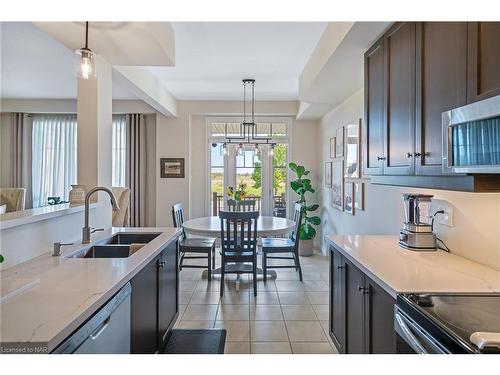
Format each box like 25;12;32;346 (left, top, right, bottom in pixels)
353;181;365;210
160;158;185;178
330;137;336;159
324;162;332;188
335;126;344;158
331;159;343;210
345;119;361;178
344;181;354;215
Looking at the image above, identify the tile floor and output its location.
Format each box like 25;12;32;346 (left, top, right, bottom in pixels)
174;251;338;354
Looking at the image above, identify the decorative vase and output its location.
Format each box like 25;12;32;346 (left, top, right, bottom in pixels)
299;239;314;257
69;185;87;205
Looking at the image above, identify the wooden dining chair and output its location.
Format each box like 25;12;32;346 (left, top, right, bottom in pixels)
227;199;257;212
219;210;259;296
262;203;303;282
172;203;216;280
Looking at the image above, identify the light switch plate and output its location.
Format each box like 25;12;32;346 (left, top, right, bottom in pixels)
430;199;454;227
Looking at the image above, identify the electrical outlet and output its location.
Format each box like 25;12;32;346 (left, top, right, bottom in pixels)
430;198;454;227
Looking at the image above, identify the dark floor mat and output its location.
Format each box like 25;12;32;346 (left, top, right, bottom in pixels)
162;329;226;354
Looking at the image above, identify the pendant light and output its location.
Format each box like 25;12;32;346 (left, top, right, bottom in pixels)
75;22;96;80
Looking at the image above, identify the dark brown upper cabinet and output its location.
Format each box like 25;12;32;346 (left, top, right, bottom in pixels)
467;22;500;103
363;39;385;176
415;22;467;175
383;22;416;175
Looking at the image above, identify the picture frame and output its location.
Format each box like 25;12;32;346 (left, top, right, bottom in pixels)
329;137;336;159
353;181;364;210
344;181;354;215
160;158;185;178
331;159;344;210
335;126;344;158
344;119;361;178
324;162;332;188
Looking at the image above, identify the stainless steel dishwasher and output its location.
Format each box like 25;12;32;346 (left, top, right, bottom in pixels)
53;282;131;354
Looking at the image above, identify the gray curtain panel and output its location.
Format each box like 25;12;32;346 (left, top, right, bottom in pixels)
10;113;33;209
126;114;147;227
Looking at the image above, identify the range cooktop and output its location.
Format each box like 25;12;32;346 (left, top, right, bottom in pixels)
397;294;500;353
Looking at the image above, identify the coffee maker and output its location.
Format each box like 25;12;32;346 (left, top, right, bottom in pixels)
399;193;437;251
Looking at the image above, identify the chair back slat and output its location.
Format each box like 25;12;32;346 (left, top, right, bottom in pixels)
227;199;257;212
291;203;303;247
219;210;259;255
172;203;186;240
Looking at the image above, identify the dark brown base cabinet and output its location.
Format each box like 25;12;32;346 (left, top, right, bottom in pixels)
329;246;397;354
130;240;179;353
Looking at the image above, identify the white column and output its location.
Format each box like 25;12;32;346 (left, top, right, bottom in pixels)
77;55;113;227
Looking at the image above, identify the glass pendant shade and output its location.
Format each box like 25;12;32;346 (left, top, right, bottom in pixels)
75;47;96;80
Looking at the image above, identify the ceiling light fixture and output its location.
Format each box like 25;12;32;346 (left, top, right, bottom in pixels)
223;79;275;151
75;22;96;80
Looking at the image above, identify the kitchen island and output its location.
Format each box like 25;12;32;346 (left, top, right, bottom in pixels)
0;227;181;353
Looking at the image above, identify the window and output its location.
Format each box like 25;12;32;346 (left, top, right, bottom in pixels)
207;117;290;216
210;143;225;214
31;114;78;208
112;115;127;187
272;144;288;217
236;147;263;212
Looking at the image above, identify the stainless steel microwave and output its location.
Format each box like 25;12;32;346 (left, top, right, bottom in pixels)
442;94;500;174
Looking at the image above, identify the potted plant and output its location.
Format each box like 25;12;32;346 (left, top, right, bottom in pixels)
226;182;248;209
289;162;321;256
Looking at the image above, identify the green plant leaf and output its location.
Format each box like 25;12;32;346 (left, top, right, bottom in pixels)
306;216;321;225
296;165;305;178
288;162;298;174
306;204;319;212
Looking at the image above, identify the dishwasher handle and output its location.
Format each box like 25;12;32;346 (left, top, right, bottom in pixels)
89;317;111;340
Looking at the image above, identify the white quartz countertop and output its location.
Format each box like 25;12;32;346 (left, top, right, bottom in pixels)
327;235;500;299
0;227;181;353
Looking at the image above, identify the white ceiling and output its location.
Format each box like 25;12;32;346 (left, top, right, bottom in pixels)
1;22;327;102
147;22;327;101
0;22;135;99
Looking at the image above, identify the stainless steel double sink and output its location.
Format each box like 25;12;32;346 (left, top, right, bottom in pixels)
66;233;161;259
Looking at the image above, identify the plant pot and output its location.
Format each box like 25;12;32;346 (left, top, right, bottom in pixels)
299;239;314;257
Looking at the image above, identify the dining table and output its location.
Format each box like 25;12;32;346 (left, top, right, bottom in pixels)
182;215;295;289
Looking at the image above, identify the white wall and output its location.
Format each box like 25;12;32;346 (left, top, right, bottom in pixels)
155;100;319;226
318;89;500;271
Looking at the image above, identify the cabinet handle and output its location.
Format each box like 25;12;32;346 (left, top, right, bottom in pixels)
336;265;345;269
158;260;166;268
414;152;422;158
377;156;386;161
406;152;413;158
357;286;369;295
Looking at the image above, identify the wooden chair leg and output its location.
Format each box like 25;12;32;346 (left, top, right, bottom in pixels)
295;250;303;282
207;252;212;281
253;262;257;297
220;261;225;297
179;251;184;271
212;244;216;270
262;250;267;283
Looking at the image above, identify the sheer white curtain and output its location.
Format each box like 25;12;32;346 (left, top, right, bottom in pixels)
31;115;78;208
112;115;127;187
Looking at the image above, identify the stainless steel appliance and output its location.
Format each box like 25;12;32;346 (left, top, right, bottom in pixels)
395;294;500;354
53;282;131;354
443;94;500;174
399;193;437;251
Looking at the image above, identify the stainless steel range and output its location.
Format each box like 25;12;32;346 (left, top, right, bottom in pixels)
395;294;500;354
